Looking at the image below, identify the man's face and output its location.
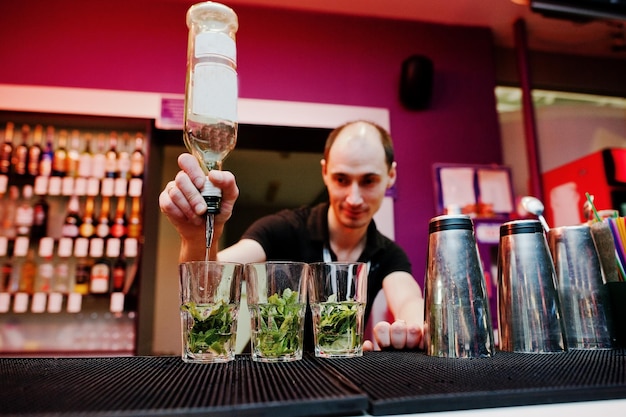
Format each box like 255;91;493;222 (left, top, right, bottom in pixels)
321;122;396;230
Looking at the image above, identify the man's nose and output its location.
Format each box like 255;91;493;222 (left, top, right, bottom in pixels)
346;183;363;205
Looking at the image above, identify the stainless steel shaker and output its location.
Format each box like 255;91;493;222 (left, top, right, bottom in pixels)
424;215;495;358
548;224;613;349
497;220;566;353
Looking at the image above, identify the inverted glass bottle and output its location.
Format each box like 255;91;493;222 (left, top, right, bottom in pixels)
184;1;238;254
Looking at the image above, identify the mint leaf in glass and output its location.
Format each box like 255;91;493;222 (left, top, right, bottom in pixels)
181;300;234;355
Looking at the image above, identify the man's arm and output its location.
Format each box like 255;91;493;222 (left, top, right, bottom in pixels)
366;271;424;350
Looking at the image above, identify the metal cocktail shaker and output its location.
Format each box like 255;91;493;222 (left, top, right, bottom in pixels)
497;220;566;353
424;215;495;358
548;224;613;349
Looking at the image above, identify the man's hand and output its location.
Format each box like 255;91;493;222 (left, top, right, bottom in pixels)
159;153;239;261
363;320;423;351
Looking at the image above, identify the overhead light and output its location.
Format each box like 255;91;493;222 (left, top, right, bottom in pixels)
528;0;626;23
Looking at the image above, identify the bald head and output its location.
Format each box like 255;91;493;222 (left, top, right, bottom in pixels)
324;121;395;170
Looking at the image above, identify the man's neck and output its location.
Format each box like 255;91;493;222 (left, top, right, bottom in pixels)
327;209;368;262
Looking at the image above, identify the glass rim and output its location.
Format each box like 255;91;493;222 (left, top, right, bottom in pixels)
244;261;308;266
179;260;244;267
308;261;366;266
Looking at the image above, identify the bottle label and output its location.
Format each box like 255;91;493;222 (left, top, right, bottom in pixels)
90;264;110;293
0;174;8;194
195;32;236;62
62;177;75;196
114;178;128;196
128;178;143;197
191;63;237;120
78;153;93;178
62;224;79;238
47;176;62;195
15;207;34;233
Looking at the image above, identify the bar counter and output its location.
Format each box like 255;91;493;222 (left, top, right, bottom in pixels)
1;349;625;416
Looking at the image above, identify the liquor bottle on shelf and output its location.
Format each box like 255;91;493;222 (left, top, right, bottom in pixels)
0;122;15;176
54;237;74;294
110;197;127;239
27;124;43;178
73;237;90;295
91;134;106;179
117;134;131;180
14;184;34;237
89;238;110;295
66;130;81;178
11;124;30;180
39;126;55;177
79;196;96;239
18;248;37;294
129;133;145;179
1;185;19;239
36;237;55;293
61;195;82;238
30;192;49;241
95;195;111;239
127;196;142;239
78;133;93;179
112;253;127;293
105;132;119;179
1;239;13;292
52;129;68;177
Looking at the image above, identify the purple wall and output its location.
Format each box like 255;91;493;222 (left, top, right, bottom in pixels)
0;0;502;285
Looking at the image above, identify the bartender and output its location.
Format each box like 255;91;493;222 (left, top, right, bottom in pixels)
159;120;424;351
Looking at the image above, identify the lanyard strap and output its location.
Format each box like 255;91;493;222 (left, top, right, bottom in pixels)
323;245;371;271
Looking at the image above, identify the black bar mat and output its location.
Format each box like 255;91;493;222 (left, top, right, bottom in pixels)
0;355;367;417
315;349;626;415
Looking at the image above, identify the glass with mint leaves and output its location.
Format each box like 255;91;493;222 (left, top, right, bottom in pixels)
245;262;308;362
309;262;368;358
179;261;243;363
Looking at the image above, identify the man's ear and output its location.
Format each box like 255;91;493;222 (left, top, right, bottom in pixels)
320;158;327;176
387;161;397;188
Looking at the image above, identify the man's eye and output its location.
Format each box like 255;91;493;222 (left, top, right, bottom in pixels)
361;177;377;187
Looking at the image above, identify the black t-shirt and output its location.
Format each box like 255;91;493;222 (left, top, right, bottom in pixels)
242;202;413;350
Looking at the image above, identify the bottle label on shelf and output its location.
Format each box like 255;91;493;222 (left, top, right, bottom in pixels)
74;238;89;257
87;178;100;196
0;174;7;194
31;292;47;313
47;176;62;196
114;178;128;196
38;237;55;257
58;237;73;257
34;176;48;195
128;178;143;197
124;238;138;258
62;177;75;196
67;292;82;313
74;177;87;195
106;238;121;258
0;292;10;313
90;263;110;293
14;237;30;257
101;178;114;196
13;293;29;313
110;292;125;313
47;292;63;313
